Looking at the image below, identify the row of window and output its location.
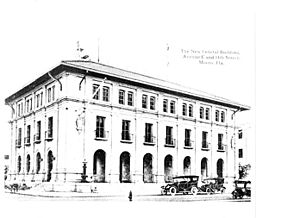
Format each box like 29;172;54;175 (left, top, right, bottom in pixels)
16;85;56;117
16;117;53;146
95;116;226;149
91;84;227;122
16;152;224;181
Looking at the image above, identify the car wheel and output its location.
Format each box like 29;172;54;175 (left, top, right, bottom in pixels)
169;187;176;196
191;187;198;196
206;187;211;193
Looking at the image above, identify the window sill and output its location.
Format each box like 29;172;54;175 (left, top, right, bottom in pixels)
165;144;175;148
184;146;193;149
34;140;41;144
95;137;108;141
143;142;155;146
16;145;21;148
120;139;133;144
217;149;225;152
45;137;53;142
24;143;31;147
201;147;210;151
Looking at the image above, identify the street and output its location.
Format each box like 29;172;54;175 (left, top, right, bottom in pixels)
3;192;251;202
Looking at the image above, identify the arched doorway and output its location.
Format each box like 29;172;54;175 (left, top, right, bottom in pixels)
201;157;208;179
26;154;31;174
143;153;153;183
36;152;41;174
93;149;106;182
47;150;54;182
164;155;173;182
120;151;131;183
17;156;21;174
183;156;191;175
217;159;224;178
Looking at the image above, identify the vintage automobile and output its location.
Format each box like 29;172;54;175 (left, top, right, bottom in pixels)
198;177;226;194
161;175;199;196
232;180;251;199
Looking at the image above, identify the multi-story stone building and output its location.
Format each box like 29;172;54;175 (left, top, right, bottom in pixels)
4;60;250;184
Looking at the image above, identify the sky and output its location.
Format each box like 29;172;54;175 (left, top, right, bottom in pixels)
0;0;255;156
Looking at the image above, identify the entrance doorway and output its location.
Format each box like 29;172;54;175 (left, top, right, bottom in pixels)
143;153;153;183
93;149;106;182
120;151;131;183
164;155;173;182
47;151;54;182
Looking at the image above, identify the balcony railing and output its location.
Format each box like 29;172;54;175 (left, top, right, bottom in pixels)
15;139;21;148
144;135;156;145
217;143;226;151
184;138;193;148
121;132;133;143
24;137;31;146
202;141;210;150
165;137;176;147
45;130;53;141
34;134;41;143
95;130;109;141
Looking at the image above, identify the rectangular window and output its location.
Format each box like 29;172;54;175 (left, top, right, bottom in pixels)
188;104;193;117
221;111;225;123
17;104;21;117
36;94;40;108
96;116;106;138
47;87;51;103
150;96;156;110
127;91;133;106
52;86;55;101
121;120;131;141
238;129;243;139
40;92;43;107
142;94;148;109
119;90;125;104
47;117;53;139
205;108;210;120
92;84;100;100
30;98;32;111
182;103;187;116
215;110;220;122
145;123;153;143
238;149;243;158
170;101;175;114
185;129;191;146
166;126;173;145
163;99;168;113
36;121;41;141
26;99;30;113
218;133;223;150
102;86;110;102
200;107;204;119
17;128;22;146
25;125;31;144
202;131;208;148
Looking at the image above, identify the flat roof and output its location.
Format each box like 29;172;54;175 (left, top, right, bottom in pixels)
5;60;250;111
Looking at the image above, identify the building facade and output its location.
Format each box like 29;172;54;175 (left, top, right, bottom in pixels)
5;60;249;184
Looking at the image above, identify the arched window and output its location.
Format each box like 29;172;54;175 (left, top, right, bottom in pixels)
143;153;153;183
201;158;208;179
26;154;31;173
164;155;173;182
93;149;106;182
183;156;191;175
120;151;131;183
217;159;224;178
17;156;21;173
36;152;41;174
